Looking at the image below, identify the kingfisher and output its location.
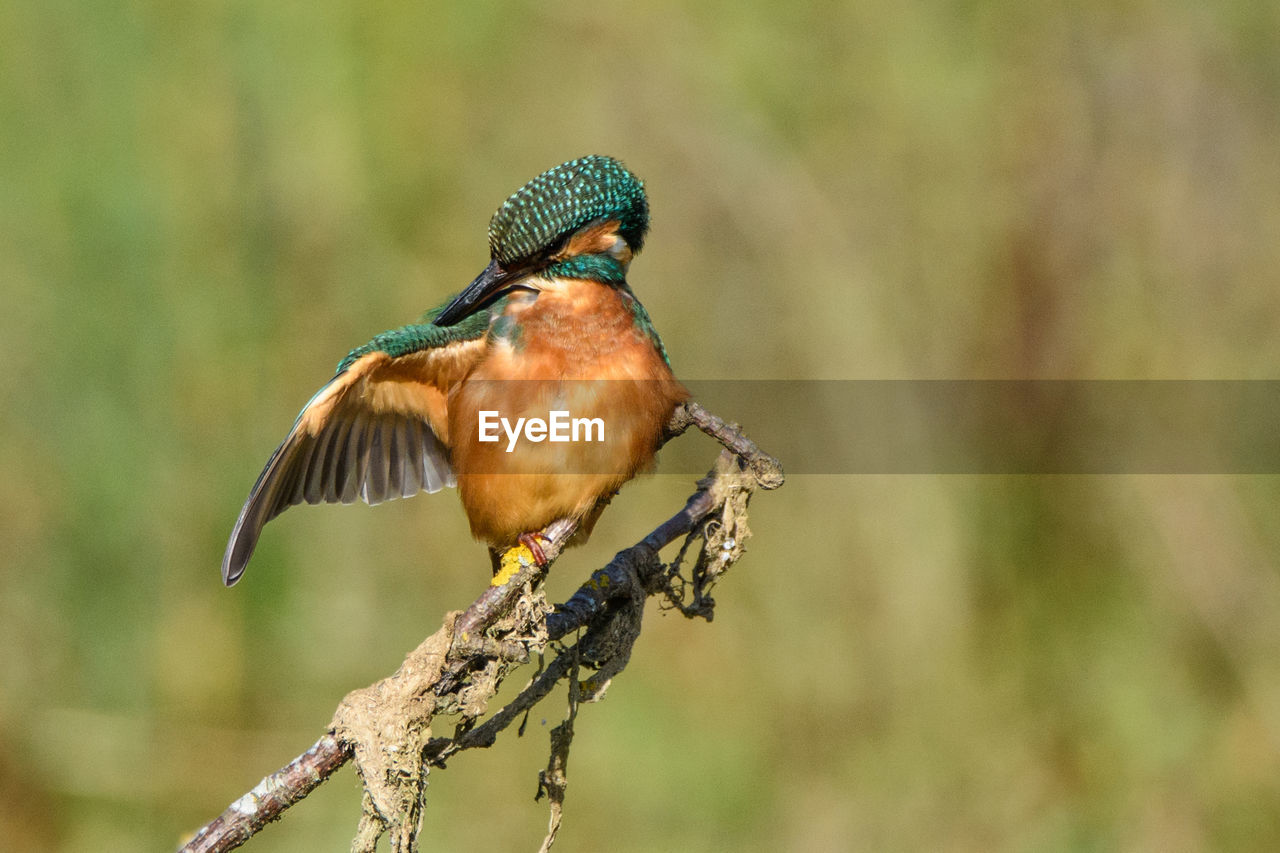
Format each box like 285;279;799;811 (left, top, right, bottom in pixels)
222;156;688;586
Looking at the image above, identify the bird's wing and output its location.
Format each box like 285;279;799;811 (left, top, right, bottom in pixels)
222;316;490;586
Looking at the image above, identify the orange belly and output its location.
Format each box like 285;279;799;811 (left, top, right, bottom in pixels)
445;280;686;546
450;376;685;544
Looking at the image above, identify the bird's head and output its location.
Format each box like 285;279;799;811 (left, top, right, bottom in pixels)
434;155;649;326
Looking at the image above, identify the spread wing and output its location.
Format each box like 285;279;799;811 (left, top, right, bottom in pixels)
222;318;489;585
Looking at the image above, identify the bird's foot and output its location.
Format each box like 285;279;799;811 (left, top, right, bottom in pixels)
518;531;550;566
490;532;551;587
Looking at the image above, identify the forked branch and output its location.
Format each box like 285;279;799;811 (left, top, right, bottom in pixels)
178;402;782;853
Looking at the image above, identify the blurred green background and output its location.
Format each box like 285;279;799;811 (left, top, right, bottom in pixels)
4;1;1280;850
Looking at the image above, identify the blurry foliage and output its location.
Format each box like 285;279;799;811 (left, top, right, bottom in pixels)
2;0;1280;850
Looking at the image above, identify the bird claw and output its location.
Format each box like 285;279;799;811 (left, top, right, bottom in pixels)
518;531;550;567
490;532;552;587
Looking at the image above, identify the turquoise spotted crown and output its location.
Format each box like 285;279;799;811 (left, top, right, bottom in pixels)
487;156;649;267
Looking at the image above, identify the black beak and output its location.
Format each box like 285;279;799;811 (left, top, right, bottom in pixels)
434;259;511;326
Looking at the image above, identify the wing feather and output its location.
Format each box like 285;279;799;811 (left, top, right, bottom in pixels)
301;424;332;505
338;410;370;504
399;417;424;498
364;416;390;503
387;417;408;499
275;433;311;511
222;331;487;586
324;413;356;503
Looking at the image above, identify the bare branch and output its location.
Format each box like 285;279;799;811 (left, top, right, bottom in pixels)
178;735;352;853
178;405;782;853
671;400;785;490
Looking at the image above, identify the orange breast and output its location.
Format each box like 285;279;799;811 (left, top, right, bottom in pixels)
448;280;686;546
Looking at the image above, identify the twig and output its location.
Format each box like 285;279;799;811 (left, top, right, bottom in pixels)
535;645;580;853
672;400;785;490
177;735;352;853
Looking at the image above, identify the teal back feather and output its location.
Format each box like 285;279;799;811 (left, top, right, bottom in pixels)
334;297;494;374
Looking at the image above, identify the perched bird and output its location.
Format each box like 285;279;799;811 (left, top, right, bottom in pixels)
222;155;687;586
